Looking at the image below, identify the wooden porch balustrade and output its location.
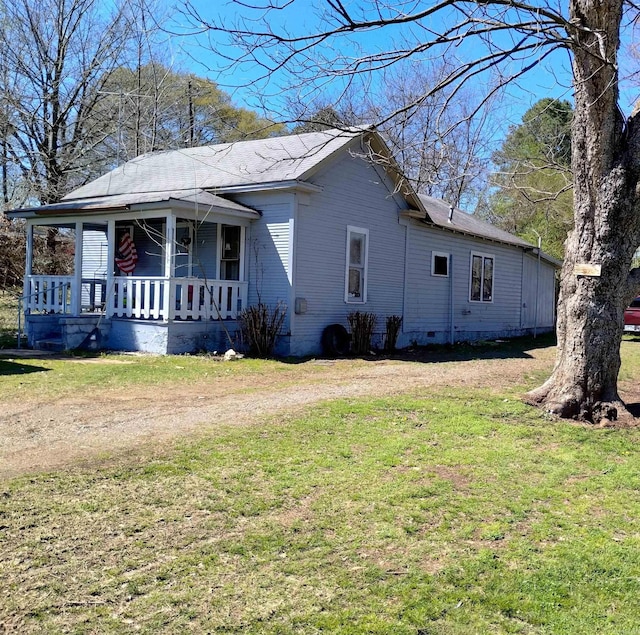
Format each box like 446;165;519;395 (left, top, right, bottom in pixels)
25;275;248;320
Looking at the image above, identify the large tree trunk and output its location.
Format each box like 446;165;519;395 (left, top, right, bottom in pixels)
525;0;640;423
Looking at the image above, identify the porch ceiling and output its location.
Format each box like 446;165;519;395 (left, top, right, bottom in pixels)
6;189;260;221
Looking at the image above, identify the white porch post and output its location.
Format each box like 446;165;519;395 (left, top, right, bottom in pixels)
215;223;222;280
22;222;33;309
24;221;33;279
163;213;176;321
24;220;33;278
73;221;83;315
239;225;247;311
106;220;116;316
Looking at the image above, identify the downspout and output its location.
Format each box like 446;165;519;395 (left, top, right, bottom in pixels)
449;254;454;345
534;235;541;338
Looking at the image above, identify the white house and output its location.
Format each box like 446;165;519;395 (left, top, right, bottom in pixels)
8;127;559;355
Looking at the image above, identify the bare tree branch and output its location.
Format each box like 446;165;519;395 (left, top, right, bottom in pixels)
183;0;640;421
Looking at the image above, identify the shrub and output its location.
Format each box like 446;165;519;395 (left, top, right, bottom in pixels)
238;302;287;357
347;311;377;355
384;315;403;352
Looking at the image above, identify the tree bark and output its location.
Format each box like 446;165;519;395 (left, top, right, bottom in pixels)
525;0;640;423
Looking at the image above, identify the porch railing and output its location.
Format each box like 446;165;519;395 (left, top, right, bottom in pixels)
112;277;247;320
25;275;248;321
25;275;74;314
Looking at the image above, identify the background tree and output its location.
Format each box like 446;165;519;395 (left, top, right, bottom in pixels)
291;104;350;133
0;0;284;286
480;98;574;260
365;63;495;209
90;64;285;168
0;0;136;206
288;61;497;209
186;0;640;424
0;0;138;278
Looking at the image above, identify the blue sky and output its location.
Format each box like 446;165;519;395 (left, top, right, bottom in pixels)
173;0;636;132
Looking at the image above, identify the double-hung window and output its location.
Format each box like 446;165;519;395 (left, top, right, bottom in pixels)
345;226;369;303
470;252;494;302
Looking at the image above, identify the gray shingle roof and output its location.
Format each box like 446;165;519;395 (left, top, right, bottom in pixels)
64;128;364;200
417;195;562;267
419;195;531;247
10;126;561;270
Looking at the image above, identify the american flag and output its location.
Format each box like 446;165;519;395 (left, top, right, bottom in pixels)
115;232;138;274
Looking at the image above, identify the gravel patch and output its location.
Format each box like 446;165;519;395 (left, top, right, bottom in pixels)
0;347;559;479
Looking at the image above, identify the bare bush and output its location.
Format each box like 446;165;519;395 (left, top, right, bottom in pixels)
347;311;377;356
0;218;73;289
384;315;403;353
238;302;287;358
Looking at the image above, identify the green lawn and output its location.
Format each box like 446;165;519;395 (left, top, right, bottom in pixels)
2;292;640;634
0;289;20;348
2;370;640;633
0;349;298;401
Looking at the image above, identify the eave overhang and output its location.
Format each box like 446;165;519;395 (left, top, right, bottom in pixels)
6;189;261;221
213;179;323;195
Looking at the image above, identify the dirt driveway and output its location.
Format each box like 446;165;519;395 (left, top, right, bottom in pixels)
2;343;633;480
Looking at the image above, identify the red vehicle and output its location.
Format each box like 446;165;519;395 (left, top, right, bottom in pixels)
624;297;640;333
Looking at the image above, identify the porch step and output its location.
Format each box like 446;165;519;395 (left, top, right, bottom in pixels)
35;338;65;352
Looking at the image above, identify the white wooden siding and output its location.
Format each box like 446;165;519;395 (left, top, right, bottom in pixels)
232;192;294;335
123;220;163;276
521;252;556;329
82;220;221;281
82;229;109;279
191;221;218;280
292;151;406;355
81;228;109;309
404;223;556;344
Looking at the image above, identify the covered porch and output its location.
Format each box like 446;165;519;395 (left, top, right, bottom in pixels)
13;190;260;351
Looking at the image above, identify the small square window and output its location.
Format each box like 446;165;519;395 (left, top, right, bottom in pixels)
432;252;449;277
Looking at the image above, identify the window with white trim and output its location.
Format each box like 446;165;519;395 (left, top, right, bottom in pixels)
470;252;494;302
431;251;449;277
345;226;369;303
220;224;241;281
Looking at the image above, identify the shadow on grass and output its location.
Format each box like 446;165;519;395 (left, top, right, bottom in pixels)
277;332;557;365
625;402;640;418
0;359;50;376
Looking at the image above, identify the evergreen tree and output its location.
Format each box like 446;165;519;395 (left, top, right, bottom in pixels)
481;99;573;260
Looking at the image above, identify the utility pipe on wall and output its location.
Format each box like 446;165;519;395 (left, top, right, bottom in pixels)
534;234;541;338
449;254;454;345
